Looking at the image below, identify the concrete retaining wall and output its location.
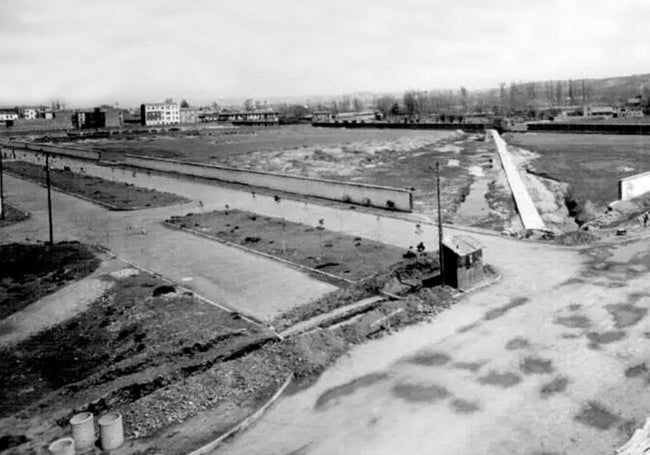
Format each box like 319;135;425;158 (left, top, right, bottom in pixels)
620;171;650;200
313;122;485;131
0;140;100;161
489;130;547;231
527;122;650;135
123;155;413;212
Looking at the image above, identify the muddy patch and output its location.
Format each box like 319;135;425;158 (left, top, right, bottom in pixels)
605;303;647;329
505;337;530;350
315;373;389;410
450;398;481;414
587;331;626;349
540;376;569;397
520;356;554;375
624;363;648;378
484;297;529;321
477;370;521;388
555;315;591;329
452;361;484;373
574;401;621;430
402;351;451;367
391;382;451;404
568;303;581;311
457;322;479;333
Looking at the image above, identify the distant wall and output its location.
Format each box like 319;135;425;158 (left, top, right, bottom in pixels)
312;122;485;131
0;140;100;161
620;171;650;200
527;122;650;135
124;155;413;212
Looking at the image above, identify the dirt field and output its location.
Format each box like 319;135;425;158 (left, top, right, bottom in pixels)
0;242;99;320
166;209;405;282
4;161;186;210
506;133;650;217
0;204;29;227
74;125;517;228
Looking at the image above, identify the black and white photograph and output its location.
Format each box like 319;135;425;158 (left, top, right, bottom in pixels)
1;1;650;454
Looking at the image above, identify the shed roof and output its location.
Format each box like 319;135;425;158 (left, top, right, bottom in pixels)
442;234;482;256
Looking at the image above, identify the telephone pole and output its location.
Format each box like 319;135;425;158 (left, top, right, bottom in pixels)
0;147;5;220
45;153;53;246
436;162;445;285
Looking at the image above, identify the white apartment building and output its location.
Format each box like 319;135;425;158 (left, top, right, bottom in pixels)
140;102;180;126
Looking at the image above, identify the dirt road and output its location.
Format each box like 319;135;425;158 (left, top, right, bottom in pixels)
219;237;650;455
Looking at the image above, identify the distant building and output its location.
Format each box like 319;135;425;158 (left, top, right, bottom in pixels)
312;111;334;123
584;106;615;117
0;108;19;122
21;107;39;120
140;102;180;126
217;110;279;125
180;107;199;124
199;111;220;123
72;107;123;129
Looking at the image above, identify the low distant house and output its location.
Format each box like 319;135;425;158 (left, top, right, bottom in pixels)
442;234;484;291
180;107;199;124
312;111;334;123
140;102;180;126
334;111;381;123
199;111;220;122
627;96;642;107
217;110;279;126
584;106;615;117
21;107;39;120
0;108;19;122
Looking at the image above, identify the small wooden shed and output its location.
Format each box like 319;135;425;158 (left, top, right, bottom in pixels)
442;234;484;291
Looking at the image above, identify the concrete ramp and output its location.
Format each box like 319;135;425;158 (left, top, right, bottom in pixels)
489;130;547;231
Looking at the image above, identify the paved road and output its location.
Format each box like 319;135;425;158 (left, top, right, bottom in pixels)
1;175;336;321
220;236;650;455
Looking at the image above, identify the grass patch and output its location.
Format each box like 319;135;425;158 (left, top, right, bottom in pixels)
166;209;405;282
0;203;29;227
5;161;186;210
0;241;100;320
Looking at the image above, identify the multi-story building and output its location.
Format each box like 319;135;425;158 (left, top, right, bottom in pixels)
140;102;180;126
72;107;123;129
21;107;39;120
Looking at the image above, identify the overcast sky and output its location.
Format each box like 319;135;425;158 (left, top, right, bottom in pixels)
1;0;649;107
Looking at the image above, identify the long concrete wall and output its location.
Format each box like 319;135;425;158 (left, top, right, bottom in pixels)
620;171;650;200
0;140;100;161
489;130;547;231
124;155;413;212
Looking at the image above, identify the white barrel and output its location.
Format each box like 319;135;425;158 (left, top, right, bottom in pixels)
48;437;75;455
70;412;95;451
98;412;124;450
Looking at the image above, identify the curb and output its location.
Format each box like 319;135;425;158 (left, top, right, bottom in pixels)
4;169;183;212
161;221;357;286
186;373;293;455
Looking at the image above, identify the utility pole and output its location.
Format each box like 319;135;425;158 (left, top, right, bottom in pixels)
45;152;53;246
0;146;4;220
436;162;445;285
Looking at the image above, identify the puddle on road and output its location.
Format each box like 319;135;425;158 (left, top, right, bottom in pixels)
484;297;529;321
520;357;554;375
605;303;647;329
554;315;591;329
456;177;490;222
587;331;626;349
402;350;451;367
540;376;569;397
452;361;485;373
505;337;530;350
391;382;451;404
574;401;621;430
477;370;521;388
624;363;648;378
450;398;481;414
314;373;389;410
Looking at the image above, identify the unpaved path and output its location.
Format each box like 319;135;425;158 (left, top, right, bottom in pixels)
219;237;650;455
